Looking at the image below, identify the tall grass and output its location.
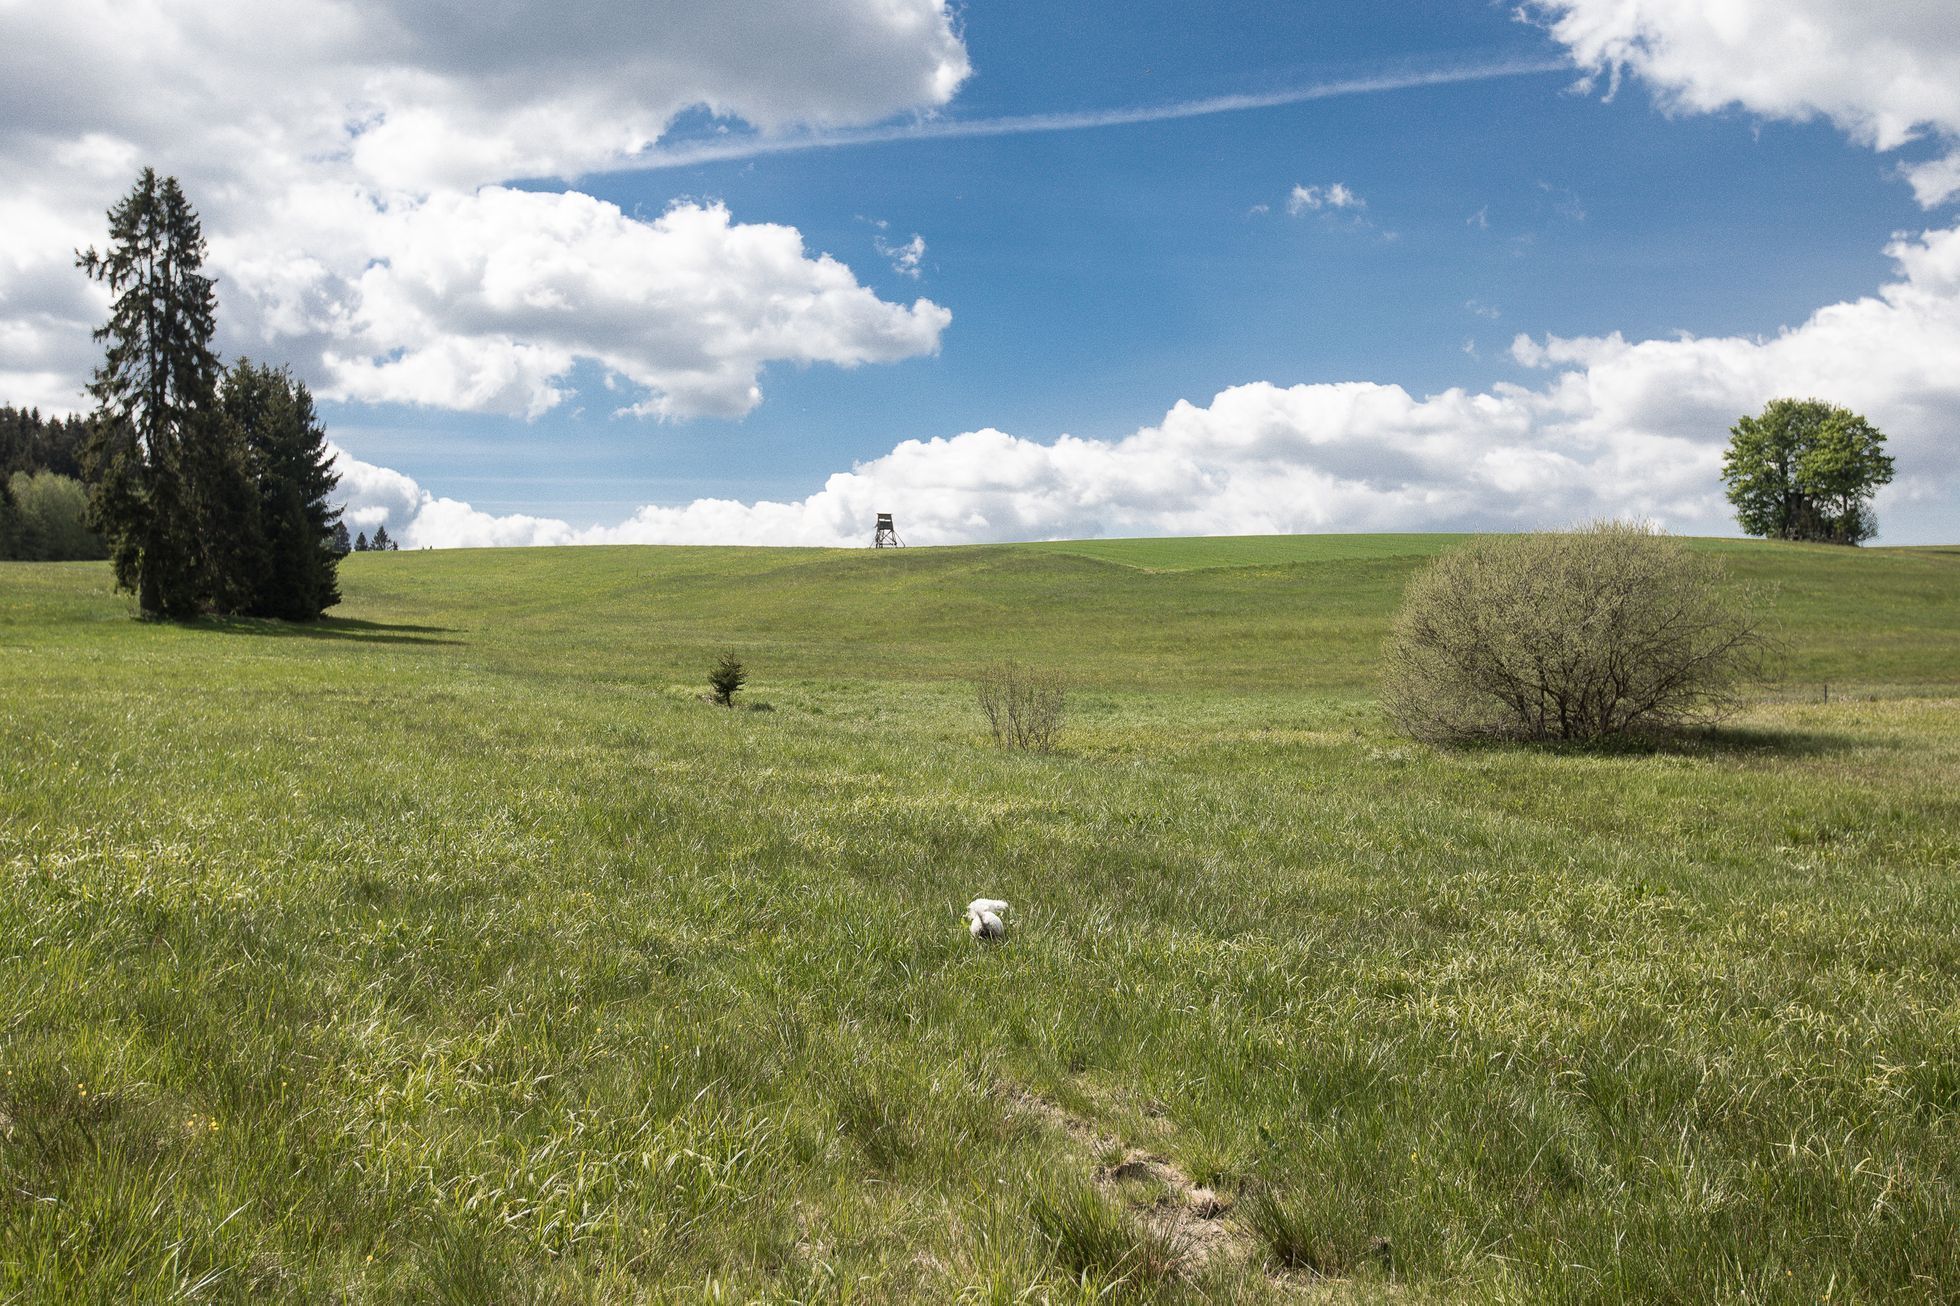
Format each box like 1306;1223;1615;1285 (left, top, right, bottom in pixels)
0;537;1956;1300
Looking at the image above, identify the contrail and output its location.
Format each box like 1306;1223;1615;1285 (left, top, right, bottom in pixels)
625;56;1571;171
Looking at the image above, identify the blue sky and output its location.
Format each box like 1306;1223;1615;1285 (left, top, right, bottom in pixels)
4;0;1957;544
333;4;1921;522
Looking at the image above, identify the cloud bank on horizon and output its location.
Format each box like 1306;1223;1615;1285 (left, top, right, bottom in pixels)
4;0;1958;548
334;221;1960;548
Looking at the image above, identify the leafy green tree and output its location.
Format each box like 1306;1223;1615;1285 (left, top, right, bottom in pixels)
76;169;226;616
221;359;342;618
1722;399;1895;545
3;472;110;561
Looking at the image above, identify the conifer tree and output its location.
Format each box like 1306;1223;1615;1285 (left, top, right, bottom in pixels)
330;521;351;556
371;524;393;551
355;531;369;552
221;359;342;618
77;169;226;617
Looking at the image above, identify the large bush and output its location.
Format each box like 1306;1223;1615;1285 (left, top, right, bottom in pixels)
1381;523;1762;743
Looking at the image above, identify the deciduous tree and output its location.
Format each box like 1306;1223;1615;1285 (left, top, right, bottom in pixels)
1722;399;1894;545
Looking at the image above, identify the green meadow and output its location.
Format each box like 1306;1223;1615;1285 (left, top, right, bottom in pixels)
2;534;1957;1302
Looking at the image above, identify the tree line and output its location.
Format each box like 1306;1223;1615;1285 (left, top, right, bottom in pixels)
0;407;106;561
65;168;345;619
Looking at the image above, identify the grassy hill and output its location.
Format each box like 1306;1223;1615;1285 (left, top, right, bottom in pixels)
2;536;1957;1301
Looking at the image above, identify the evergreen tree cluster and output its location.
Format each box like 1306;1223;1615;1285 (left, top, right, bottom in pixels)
352;524;397;552
73;168;344;619
1;407;91;481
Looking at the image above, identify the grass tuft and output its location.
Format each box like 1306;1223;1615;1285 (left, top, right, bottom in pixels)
1028;1175;1188;1294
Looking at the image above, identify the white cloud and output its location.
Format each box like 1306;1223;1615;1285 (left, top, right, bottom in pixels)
1904;153;1960;209
336;222;1960;549
0;0;965;418
1287;182;1365;215
315;191;948;420
874;232;928;280
1527;0;1960;206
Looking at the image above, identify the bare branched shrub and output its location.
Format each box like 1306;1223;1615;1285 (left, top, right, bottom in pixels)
975;662;1067;751
1382;522;1764;743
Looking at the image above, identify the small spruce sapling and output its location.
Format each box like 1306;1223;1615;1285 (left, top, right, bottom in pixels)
708;652;747;706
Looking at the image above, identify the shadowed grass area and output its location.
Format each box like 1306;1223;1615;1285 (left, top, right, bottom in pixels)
1;535;1957;1301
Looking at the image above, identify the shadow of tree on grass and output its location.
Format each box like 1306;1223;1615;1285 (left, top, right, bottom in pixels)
1442;722;1868;762
198;615;464;647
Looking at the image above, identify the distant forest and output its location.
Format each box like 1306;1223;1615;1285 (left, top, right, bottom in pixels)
0;406;108;561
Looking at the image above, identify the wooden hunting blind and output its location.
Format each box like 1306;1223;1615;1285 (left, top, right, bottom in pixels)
873;513;903;548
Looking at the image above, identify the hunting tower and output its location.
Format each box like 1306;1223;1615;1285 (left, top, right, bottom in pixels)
873;513;903;548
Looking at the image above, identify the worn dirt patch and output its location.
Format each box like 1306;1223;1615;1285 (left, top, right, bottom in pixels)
1001;1083;1254;1272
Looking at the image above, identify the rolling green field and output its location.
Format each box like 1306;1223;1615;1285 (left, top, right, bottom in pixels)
2;534;1957;1302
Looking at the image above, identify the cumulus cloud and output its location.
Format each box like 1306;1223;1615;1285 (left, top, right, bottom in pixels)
0;0;965;417
315;192;948;420
1527;0;1960;206
336;223;1960;548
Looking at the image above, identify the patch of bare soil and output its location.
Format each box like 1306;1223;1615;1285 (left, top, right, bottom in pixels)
1000;1083;1253;1273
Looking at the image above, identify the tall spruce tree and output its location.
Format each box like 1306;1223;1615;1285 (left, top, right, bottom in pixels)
220;359;342;618
77;169;238;617
371;524;393;551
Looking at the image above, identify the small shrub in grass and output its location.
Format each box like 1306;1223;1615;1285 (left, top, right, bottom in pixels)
707;652;747;706
976;661;1067;751
1029;1177;1186;1292
1381;521;1763;743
